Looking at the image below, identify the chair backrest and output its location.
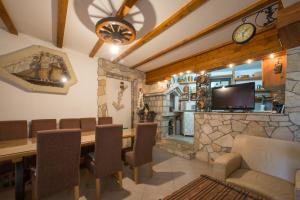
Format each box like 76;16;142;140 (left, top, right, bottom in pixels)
94;124;123;178
0;120;28;141
80;118;96;132
232;135;300;184
31;119;57;137
98;117;113;125
59;118;80;129
36;129;81;198
133;123;157;166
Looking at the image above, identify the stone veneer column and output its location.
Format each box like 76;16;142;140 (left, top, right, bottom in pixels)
97;58;145;125
285;46;300;141
97;60;108;117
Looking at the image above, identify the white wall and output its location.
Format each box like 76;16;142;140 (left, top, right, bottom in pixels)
106;78;132;128
0;30;98;121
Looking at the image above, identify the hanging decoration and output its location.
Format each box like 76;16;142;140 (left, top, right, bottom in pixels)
232;3;278;44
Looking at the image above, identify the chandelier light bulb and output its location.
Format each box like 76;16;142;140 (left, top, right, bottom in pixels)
110;45;120;54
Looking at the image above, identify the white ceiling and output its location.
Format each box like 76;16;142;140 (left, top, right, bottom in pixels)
0;0;299;73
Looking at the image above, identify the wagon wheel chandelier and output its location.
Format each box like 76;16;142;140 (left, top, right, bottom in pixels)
95;17;136;45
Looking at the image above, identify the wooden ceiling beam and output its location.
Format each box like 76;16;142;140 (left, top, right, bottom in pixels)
116;0;138;18
0;0;18;35
132;0;280;69
145;27;282;84
57;0;69;48
113;0;208;63
277;1;300;49
89;0;138;58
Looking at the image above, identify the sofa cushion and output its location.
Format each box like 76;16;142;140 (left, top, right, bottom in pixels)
227;169;294;200
231;135;300;184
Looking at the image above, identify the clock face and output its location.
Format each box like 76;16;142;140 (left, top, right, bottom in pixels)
232;23;256;44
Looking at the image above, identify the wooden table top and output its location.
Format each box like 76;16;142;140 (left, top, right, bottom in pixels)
0;129;135;162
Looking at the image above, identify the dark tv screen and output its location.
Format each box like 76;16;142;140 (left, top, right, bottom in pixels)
211;82;255;110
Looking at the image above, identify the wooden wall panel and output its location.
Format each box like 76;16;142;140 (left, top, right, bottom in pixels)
146;27;283;84
262;54;287;89
277;1;300;49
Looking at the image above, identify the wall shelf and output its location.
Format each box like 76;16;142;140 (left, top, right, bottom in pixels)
178;81;196;85
234;76;262;81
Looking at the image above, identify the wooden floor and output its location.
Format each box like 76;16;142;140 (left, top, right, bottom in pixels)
0;147;212;200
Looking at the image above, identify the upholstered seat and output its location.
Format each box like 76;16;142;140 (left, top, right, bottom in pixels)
213;135;300;200
30;119;56;137
227;169;294;200
98;117;113;125
59;118;81;129
31;129;81;200
0;120;28;186
125;123;157;184
85;124;123;200
80;118;96;132
0;120;28;141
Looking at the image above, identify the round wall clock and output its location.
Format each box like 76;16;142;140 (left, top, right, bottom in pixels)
232;23;256;44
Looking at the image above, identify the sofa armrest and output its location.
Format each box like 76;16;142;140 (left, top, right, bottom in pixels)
296;170;300;200
212;152;242;180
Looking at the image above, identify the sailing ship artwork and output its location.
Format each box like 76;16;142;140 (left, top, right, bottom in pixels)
0;45;77;94
4;52;69;87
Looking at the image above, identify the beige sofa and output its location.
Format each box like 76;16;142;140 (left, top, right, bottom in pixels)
212;135;300;200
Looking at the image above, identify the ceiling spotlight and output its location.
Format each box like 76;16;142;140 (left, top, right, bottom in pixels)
186;70;191;74
172;74;177;77
247;59;253;64
179;72;184;76
269;53;275;59
200;70;205;75
110;45;120;54
228;64;234;68
164;80;168;83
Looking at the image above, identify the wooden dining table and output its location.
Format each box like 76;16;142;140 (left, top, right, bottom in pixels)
0;129;135;200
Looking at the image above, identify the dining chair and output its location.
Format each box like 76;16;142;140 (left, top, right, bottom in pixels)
80;118;96;132
30;119;57;137
98;117;113;125
0;120;28;141
125;123;157;184
0;120;28;187
59;118;81;129
32;129;81;200
86;124;123;200
80;118;97;158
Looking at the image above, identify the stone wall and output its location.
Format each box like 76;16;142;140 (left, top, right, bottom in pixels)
195;46;300;162
285;46;300;142
194;112;299;162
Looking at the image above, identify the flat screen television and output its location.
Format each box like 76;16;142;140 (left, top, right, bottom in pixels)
211;82;255;110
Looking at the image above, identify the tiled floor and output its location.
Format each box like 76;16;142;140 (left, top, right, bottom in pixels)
165;135;194;144
0;147;212;200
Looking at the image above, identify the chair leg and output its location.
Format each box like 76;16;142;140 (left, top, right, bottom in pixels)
149;162;153;178
117;171;123;187
96;178;101;200
74;185;80;200
133;167;139;184
32;178;37;200
32;189;37;200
